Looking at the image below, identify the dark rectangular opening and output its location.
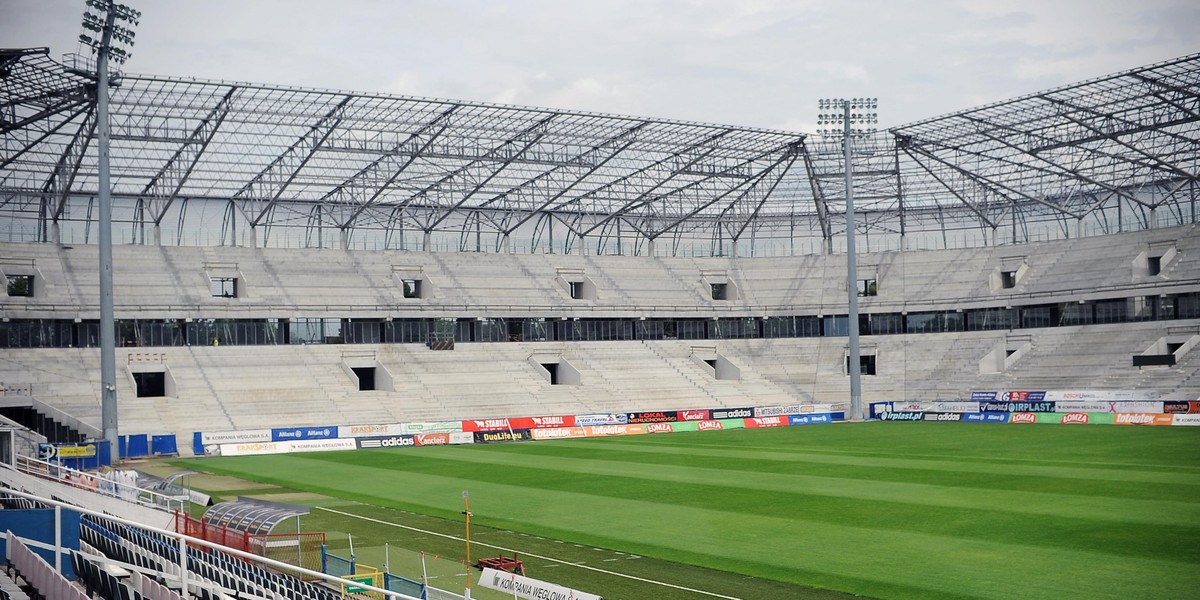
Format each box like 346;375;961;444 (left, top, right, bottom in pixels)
402;279;421;298
541;362;559;384
1006;349;1017;357
1133;355;1175;367
711;283;728;300
847;354;877;375
1147;256;1161;276
1167;342;1183;354
858;278;877;297
6;274;33;297
704;359;717;369
352;367;376;391
133;372;165;397
1000;271;1017;289
569;281;583;299
210;277;237;298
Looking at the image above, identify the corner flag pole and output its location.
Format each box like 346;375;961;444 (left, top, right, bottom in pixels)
463;490;472;594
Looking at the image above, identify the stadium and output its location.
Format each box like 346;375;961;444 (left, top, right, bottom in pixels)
1;2;1199;599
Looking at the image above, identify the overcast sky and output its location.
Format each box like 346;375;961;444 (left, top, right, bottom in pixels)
3;0;1197;131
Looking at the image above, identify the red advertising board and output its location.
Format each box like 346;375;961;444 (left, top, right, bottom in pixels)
676;409;710;421
414;433;451;446
744;416;789;428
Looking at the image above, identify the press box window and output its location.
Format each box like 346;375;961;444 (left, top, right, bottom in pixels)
858;279;877;297
1000;271;1017;289
6;274;33;297
402;279;422;299
711;283;729;300
210;277;237;298
1147;256;1161;276
846;354;877;376
569;281;583;300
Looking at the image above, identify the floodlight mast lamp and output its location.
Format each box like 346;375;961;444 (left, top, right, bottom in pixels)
78;0;140;454
817;97;878;422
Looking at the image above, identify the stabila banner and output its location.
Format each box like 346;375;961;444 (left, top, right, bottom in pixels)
478;567;603;600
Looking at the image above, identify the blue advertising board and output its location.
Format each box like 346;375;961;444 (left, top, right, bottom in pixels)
271;426;339;441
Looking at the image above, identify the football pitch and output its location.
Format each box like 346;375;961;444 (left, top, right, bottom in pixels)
173;423;1200;600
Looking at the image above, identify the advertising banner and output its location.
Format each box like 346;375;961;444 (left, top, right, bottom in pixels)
922;412;963;422
401;421;462;434
626;411;678;424
694;419;745;432
575;413;628;426
200;429;272;445
709;407;754;420
1058;412;1091;425
676;409;711;421
531;427;587;441
219;438;356;457
356;435;417;449
462;419;513;433
1172;414;1200;426
971;391;1047;402
1008;412;1037;424
340;423;405;438
477;568;602;600
1044;390;1159;401
978;401;1056;413
645;422;676;434
414;433;451;446
1112;413;1174;426
790;413;834;425
530;415;576;428
1162;401;1200;414
474;430;533;443
1052;402;1166;414
744;416;791;428
962;412;1010;423
877;412;924;422
892;402;980;413
585;424;646;436
271;426;338;441
57;443;98;458
449;432;475;445
754;404;804;417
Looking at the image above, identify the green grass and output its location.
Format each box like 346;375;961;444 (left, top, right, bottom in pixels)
173;423;1200;600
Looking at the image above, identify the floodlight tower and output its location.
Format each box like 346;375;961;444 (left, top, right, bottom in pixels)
77;0;140;454
817;98;878;421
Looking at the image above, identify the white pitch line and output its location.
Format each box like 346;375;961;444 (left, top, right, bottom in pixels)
316;505;744;600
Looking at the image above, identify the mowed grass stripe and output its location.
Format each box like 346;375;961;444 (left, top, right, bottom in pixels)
480;443;1199;502
195;453;1197;600
532;438;1200;486
377;444;1198;524
213;449;1199;562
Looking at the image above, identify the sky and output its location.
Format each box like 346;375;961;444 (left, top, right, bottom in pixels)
2;0;1197;132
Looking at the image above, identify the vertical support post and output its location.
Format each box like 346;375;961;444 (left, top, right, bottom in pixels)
463;490;472;595
842;102;863;422
54;505;62;573
178;535;188;595
97;9;119;453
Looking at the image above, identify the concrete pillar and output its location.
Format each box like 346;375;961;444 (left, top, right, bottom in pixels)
50;222;60;245
423;231;432;251
339;228;350;250
500;234;511;254
248;226;257;248
576;236;586;256
646;238;656;257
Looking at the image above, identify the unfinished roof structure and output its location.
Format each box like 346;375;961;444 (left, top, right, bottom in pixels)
2;49;1198;256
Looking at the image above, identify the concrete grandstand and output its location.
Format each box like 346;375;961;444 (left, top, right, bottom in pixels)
1;47;1198;448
